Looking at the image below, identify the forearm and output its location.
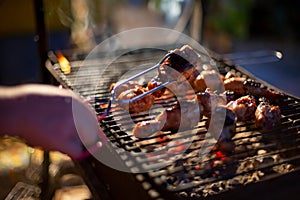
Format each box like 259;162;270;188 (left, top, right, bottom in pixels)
0;85;25;136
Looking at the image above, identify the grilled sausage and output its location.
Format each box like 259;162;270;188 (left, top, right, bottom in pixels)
244;79;285;105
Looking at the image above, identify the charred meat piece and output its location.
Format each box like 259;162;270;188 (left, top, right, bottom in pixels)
158;45;197;83
192;73;206;92
166;79;194;97
222;77;284;105
169;45;201;70
187;68;200;85
157;101;200;132
224;71;238;79
224;77;246;96
255;100;281;130
227;95;257;122
147;75;167;98
223;90;236;103
133;100;200;138
162;53;194;76
110;81;142;97
144;45;199;98
117;87;154;113
133;120;163;138
193;70;224;92
244;79;285;105
196;88;226;117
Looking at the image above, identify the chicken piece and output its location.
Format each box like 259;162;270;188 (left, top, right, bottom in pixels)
227;95;257;122
162;54;195;82
158;47;196;83
244;79;285;105
117;87;154;113
224;77;246;96
193;70;224;92
166;79;193;97
145;45;199;98
255;100;281;130
147;75;166;98
196;88;226;117
133;120;164;138
223;90;236;103
187;68;200;85
110;81;142;97
132;100;200;138
192;74;206;92
170;45;201;69
157;101;200;132
224;71;238;79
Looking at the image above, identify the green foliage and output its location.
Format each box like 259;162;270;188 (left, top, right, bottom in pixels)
206;0;253;39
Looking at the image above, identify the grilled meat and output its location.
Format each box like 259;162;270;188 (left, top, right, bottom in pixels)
147;75;166;98
224;71;238;79
133;119;163;138
222;77;284;105
196;88;227;117
244;79;285;105
227;95;257;122
193;70;224;92
117;87;154;113
224;77;246;96
158;45;197;83
223;90;236;103
110;81;142;97
255;100;281;130
133;100;200;138
158;101;200;132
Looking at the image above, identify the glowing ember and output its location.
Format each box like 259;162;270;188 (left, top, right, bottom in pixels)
56;51;71;74
215;151;226;161
156;132;170;146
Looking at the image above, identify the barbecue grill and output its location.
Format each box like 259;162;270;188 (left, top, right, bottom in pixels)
45;46;300;200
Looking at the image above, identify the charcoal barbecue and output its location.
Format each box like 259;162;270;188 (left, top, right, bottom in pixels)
45;46;300;200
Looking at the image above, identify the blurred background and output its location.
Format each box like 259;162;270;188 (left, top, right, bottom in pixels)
0;0;299;97
0;0;299;198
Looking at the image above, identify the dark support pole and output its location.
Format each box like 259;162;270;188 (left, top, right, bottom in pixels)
190;0;207;43
200;0;207;44
33;0;51;199
33;0;51;84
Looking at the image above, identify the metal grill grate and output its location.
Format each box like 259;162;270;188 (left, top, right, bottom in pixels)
46;48;300;200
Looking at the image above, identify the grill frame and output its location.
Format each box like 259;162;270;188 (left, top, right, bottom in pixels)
46;48;300;200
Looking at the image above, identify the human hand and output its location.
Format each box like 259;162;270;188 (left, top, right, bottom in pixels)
0;84;102;159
